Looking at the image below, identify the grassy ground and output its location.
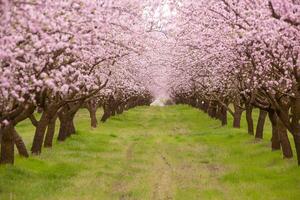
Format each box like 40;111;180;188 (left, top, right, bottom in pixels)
0;105;300;200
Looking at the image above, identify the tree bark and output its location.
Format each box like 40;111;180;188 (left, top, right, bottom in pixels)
44;115;57;148
216;104;222;121
29;114;39;127
233;104;243;128
67;113;76;137
277;118;293;158
88;106;98;128
14;129;29;158
0;130;2;148
245;105;254;135
291;94;300;165
208;101;216;118
110;107;116;117
198;100;204;111
293;134;300;165
0;125;15;164
31;111;50;155
255;109;267;139
211;102;217;119
57;113;72;141
116;106;123;115
203;101;209;113
101;106;111;122
220;105;227;126
57;104;79;141
268;110;281;150
57;116;68;141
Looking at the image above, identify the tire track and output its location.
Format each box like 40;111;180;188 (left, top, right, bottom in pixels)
151;152;174;200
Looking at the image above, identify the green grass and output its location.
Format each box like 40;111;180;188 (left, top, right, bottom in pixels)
0;105;299;200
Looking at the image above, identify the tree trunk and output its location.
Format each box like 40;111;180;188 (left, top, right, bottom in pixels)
110;107;114;116
220;106;227;126
202;101;206;111
292;134;300;165
29;114;39;127
211;102;217;119
208;101;216;118
67;114;76;136
268;110;281;150
44;115;57;148
88;106;98;128
233;104;243;128
207;101;212;117
14;129;29;158
57;114;69;142
101;106;110;122
255;109;267;139
277;118;293;158
31;111;50;155
245;105;254;135
116;106;123;115
203;101;209;113
58;110;76;141
118;106;124;114
198;100;203;111
0;130;2;148
0;125;15;164
216;104;222;121
290;91;300;165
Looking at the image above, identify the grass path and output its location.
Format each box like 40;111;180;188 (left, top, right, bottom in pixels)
0;105;300;200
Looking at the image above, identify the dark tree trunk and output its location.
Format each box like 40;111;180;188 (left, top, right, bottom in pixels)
211;102;217;119
57;116;68;142
290;94;300;165
268;110;281;150
37;107;43;113
233;104;243;128
119;106;124;114
101;106;111;122
57;105;79;141
88;106;98;128
198;100;204;110
203;101;209;113
116;106;123;115
0;125;15;164
220;106;227;126
31;111;50;155
293;134;300;165
277;118;293;158
208;101;216;118
57;114;72;141
0;130;2;147
255;109;267;139
245;105;254;135
207;101;213;117
44;115;57;148
14;129;29;158
29;114;39;127
216;104;222;121
67;114;76;136
111;107;116;116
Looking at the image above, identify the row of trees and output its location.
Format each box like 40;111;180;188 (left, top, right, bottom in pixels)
168;0;300;164
0;0;154;165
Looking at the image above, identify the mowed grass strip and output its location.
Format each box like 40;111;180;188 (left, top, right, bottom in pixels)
0;105;299;200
